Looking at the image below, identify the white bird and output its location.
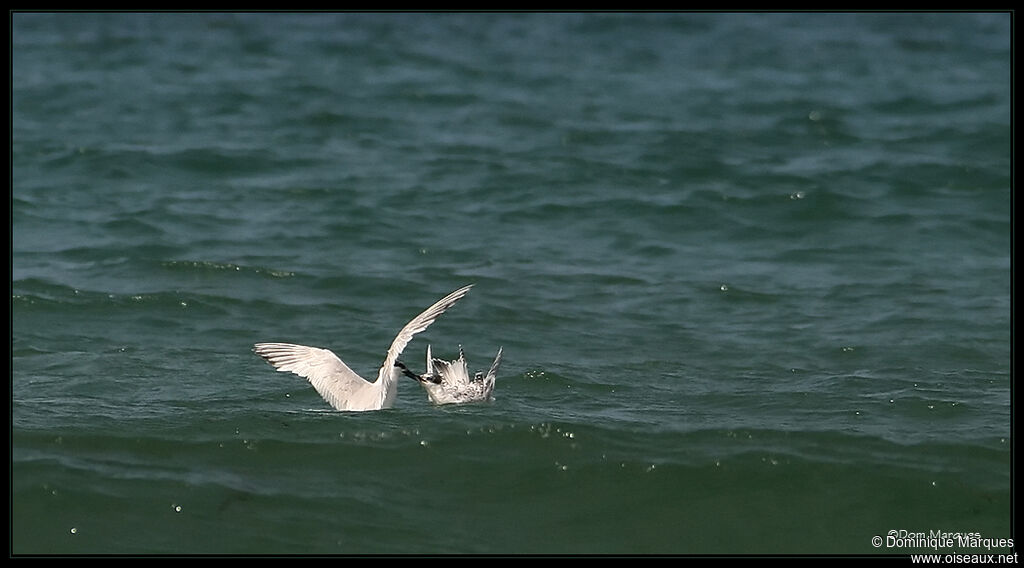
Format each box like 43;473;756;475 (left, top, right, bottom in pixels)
400;344;503;405
253;284;473;412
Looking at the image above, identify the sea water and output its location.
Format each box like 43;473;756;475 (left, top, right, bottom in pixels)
12;12;1011;554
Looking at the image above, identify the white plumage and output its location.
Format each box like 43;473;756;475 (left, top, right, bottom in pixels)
253;284;473;412
407;344;503;405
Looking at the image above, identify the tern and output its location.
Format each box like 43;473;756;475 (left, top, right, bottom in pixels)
400;344;503;405
253;284;473;411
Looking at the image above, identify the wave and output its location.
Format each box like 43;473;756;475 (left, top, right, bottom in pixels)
12;411;1010;553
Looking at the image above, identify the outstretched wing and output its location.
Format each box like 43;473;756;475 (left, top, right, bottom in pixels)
253;342;367;410
376;284;474;384
485;347;503;384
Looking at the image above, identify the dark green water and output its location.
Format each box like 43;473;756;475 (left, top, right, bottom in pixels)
12;12;1011;555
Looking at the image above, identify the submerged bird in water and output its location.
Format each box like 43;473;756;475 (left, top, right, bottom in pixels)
253;284;473;412
398;344;503;405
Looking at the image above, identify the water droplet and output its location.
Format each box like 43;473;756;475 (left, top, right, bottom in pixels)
70;527;77;534
719;284;729;292
808;110;822;121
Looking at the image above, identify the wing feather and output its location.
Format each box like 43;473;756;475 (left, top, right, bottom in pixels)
425;344;434;377
253;342;367;411
375;284;473;384
432;355;472;386
485;347;503;384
